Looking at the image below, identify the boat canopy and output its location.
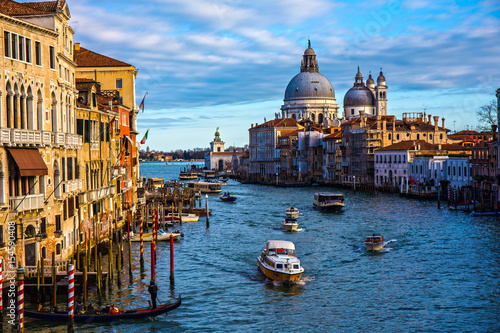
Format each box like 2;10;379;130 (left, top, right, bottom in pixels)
266;240;295;251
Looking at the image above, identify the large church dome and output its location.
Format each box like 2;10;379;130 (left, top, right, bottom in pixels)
284;72;335;100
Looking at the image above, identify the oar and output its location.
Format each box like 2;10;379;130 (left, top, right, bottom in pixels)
157;297;163;306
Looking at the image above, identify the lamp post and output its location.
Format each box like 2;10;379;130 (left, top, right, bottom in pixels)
353;176;356;194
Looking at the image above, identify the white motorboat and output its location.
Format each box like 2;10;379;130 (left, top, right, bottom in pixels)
364;234;385;251
257;240;304;282
129;229;183;242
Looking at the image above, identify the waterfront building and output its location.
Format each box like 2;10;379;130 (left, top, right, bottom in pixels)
470;139;497;193
276;128;300;182
341;111;449;186
74;45;141;224
343;67;387;120
0;0;82;265
204;128;243;171
280;41;340;126
323;129;342;183
409;154;471;189
248;118;303;182
296;121;328;183
75;79;117;244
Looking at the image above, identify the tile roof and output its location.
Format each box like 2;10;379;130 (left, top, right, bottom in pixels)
323;131;342;140
0;0;49;16
253;118;303;129
22;0;63;13
74;46;132;68
75;78;97;83
376;140;435;151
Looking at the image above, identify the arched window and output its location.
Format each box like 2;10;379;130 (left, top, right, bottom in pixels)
51;92;58;132
6;82;13;128
318;113;324;124
37;89;43;130
25;225;36;239
13;83;20;129
20;85;26;129
54;160;60;198
56;243;61;255
27;86;34;129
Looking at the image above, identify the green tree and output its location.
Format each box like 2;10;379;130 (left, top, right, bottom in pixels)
476;99;498;131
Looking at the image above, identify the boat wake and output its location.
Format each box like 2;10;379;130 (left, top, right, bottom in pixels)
270;275;314;286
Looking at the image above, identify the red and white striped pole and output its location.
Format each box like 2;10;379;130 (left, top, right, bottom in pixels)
68;264;75;322
17;266;24;331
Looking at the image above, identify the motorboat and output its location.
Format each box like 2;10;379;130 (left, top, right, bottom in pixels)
285;207;299;218
130;229;182;242
364;234;385;252
220;193;237;202
313;193;344;211
257;240;304;282
164;213;199;222
281;218;299;232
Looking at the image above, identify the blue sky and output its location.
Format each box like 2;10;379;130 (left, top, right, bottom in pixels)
61;0;499;150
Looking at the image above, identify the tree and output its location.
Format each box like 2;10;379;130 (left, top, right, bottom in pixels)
476;99;498;131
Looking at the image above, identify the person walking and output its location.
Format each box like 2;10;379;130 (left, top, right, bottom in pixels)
148;279;158;309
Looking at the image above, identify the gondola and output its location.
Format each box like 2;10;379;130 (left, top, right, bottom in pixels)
24;296;181;323
220;194;237;202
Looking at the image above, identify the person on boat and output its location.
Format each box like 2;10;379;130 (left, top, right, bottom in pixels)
87;303;96;314
75;301;83;314
101;304;111;314
148;279;158;309
109;304;121;314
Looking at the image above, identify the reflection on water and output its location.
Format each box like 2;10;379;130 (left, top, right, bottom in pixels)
22;162;500;332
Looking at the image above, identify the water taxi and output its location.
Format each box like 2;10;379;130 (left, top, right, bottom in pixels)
148;178;165;190
281;218;299;232
220;193;237;202
313;193;345;211
257;240;304;282
179;172;198;180
130;229;182;242
364;234;385;251
285;207;299;218
187;181;222;193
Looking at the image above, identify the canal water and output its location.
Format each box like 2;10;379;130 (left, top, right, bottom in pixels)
25;162;500;332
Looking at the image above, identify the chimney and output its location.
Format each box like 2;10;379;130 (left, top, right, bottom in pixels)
492;124;497;141
376;115;381;130
74;43;80;51
428;114;432;124
251;124;254;128
433;116;439;131
360;110;365;127
442;118;445;129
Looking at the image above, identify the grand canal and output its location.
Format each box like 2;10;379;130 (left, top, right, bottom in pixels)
25;162;500;332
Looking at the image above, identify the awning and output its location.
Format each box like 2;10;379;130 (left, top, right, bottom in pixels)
7;148;48;177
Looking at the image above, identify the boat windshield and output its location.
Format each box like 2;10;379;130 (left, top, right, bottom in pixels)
268;248;296;256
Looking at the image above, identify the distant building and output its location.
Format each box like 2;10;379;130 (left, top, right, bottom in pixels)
204;129;243;171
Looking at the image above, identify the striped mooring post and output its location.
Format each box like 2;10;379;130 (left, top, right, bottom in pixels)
68;264;75;328
140;213;144;269
0;260;3;312
17;266;25;331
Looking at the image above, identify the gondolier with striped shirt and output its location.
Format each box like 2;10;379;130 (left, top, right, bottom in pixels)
148;279;158;309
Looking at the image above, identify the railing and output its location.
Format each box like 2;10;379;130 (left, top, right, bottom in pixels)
52;132;65;146
9;193;44;211
63;179;83;193
65;133;83;149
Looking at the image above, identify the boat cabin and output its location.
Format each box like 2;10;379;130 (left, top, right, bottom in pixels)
365;235;384;243
148;178;165;189
187;181;222;193
266;240;297;257
314;193;344;203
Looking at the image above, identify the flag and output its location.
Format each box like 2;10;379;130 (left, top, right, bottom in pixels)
139;92;148;113
140;129;149;145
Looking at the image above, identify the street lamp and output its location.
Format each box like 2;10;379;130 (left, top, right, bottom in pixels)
353;176;356;192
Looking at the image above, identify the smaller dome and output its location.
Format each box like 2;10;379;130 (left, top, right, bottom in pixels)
344;86;375;107
377;69;386;85
366;73;374;87
304;47;315;56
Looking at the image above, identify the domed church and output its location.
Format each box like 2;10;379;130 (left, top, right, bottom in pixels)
281;41;340;126
343;67;387;119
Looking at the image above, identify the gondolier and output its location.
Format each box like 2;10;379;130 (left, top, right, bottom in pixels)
148;279;158;309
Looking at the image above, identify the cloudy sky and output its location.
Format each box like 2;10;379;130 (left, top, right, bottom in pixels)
60;0;500;150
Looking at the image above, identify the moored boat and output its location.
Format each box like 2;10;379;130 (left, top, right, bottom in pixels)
179;172;198;180
130;229;182;242
285;207;299;218
281;218;299;232
187;181;222;193
191;208;212;216
449;200;477;211
257;240;304;282
25;296;181;323
313;193;345;211
164;213;199;222
364;234;385;252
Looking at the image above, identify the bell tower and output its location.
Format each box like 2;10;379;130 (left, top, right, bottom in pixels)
210;127;225;153
375;69;388;116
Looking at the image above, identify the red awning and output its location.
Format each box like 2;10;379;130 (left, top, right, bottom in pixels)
8;148;48;176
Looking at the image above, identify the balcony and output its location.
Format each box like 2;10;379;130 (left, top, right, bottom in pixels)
0;128;52;147
63;179;82;194
65;134;83;149
10;194;44;212
52;132;65;147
